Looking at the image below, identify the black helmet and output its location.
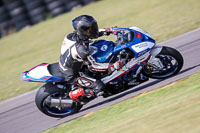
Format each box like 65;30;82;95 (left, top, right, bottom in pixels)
72;15;99;41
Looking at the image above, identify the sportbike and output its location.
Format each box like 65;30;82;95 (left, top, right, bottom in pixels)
21;26;183;117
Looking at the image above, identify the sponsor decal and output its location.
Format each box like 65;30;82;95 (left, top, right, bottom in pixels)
101;45;108;51
122;44;126;48
138;49;148;57
114;47;121;51
97;57;105;61
135;43;148;48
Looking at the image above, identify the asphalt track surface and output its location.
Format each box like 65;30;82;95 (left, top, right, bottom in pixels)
0;28;200;133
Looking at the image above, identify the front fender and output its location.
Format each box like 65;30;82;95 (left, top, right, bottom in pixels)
150;45;163;57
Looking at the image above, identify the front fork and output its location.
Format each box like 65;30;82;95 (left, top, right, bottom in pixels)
147;56;164;70
147;45;164;70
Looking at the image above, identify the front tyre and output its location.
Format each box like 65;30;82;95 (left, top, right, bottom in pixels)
35;82;82;118
143;46;184;79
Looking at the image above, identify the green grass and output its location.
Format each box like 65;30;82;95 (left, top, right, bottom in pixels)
44;72;200;133
0;0;200;101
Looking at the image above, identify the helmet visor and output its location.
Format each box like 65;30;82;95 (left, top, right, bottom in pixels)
87;21;99;39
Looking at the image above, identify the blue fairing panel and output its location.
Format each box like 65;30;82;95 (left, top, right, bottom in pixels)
90;40;115;63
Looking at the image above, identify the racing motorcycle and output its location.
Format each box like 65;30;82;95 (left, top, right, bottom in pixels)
21;26;184;118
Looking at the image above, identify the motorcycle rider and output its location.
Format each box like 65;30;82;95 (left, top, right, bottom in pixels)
58;15;123;103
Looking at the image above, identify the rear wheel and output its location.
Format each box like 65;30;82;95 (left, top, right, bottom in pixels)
35;82;82;118
143;46;183;79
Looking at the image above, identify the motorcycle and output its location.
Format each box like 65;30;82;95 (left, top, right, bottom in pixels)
21;26;184;118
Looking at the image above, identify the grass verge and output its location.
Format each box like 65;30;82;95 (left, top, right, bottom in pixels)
44;72;200;133
0;0;200;101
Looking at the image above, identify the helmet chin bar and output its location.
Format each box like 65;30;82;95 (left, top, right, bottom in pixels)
78;33;89;41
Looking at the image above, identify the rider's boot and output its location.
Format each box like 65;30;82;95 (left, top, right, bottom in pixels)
69;87;95;104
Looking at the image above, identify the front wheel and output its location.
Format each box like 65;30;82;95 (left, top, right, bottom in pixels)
35;83;83;118
143;46;184;79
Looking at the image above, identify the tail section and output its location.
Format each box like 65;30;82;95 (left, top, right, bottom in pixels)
21;63;64;82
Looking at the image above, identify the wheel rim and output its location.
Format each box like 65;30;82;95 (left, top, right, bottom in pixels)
145;55;179;78
42;93;75;117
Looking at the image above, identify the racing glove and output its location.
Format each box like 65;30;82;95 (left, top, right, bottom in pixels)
104;28;113;35
99;28;113;36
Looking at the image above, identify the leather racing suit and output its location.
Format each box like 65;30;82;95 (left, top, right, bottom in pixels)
58;32;110;98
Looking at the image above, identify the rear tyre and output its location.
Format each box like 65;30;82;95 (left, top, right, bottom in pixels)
35;82;83;118
143;46;184;79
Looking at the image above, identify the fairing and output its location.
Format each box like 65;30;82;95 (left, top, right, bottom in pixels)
90;27;156;62
89;40;115;63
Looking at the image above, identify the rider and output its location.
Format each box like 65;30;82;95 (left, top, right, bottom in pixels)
58;15;123;103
